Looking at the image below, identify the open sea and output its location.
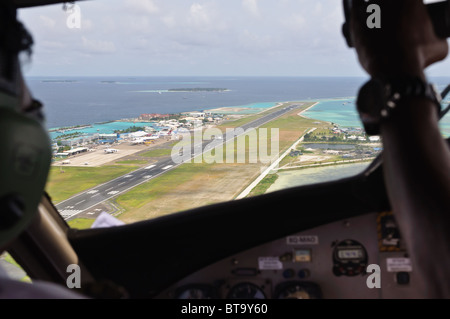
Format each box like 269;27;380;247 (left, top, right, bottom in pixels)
25;76;450;137
24;76;450;188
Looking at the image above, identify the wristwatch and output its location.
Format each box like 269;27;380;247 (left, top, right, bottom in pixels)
356;77;442;135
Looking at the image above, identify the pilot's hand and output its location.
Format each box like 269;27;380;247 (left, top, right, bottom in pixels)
350;0;448;79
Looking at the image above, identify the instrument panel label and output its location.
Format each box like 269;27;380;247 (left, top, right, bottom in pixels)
258;257;283;270
386;258;412;272
286;235;319;245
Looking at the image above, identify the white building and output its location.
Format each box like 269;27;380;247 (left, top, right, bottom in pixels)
189;112;205;118
130;131;148;138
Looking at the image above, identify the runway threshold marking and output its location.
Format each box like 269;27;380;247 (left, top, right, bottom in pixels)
59;210;82;219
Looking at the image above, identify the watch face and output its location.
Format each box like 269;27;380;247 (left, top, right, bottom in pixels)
357;79;385;135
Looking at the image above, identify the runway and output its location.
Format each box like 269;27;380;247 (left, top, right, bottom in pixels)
56;103;303;220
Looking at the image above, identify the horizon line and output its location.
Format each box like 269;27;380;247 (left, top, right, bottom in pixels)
25;75;370;78
24;74;450;78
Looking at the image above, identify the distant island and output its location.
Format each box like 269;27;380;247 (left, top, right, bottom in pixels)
48;124;92;133
42;80;78;83
168;88;229;92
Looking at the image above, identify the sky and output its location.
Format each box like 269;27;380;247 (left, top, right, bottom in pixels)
17;0;450;77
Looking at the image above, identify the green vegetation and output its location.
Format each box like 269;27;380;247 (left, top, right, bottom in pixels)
248;174;279;197
114;126;145;134
261;109;315;130
281;158;373;171
260;103;326;151
146;114;182;121
307;128;329;135
54;132;83;140
48;124;91;132
116;102;328;221
67;218;95;229
216;114;264;130
3;253;21;270
1;253;31;282
56;145;71;153
279;152;297;167
297;147;314;154
46;165;138;203
116;163;213;210
216;103;291;130
139;148;173;158
116;160;148;165
304;127;369;143
197;127;279;164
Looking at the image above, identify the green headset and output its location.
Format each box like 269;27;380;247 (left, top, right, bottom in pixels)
0;4;52;248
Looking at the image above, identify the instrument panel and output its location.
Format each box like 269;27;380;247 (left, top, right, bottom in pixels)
157;212;420;299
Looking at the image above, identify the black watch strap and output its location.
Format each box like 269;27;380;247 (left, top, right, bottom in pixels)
357;77;442;135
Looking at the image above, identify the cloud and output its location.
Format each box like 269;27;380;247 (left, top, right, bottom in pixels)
162;15;177;29
238;29;276;52
81;36;116;54
283;13;306;30
242;0;260;17
81;18;93;30
188;3;211;28
41;41;65;49
314;2;323;14
125;0;159;14
25;0;438;76
121;16;152;32
39;15;56;28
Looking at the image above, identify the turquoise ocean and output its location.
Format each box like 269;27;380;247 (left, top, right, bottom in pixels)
25;77;450;139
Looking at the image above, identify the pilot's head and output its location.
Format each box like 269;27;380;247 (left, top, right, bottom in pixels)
0;3;52;251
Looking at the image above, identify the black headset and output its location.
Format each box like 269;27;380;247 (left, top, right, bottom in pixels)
0;3;52;248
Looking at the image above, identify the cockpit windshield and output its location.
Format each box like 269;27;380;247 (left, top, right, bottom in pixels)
16;0;450;228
